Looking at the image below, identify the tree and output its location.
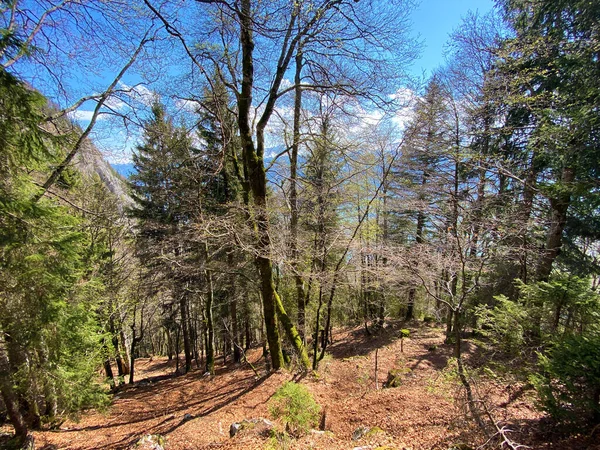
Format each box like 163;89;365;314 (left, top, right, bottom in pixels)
494;0;600;281
141;0;418;370
0;68;114;443
130;101;199;374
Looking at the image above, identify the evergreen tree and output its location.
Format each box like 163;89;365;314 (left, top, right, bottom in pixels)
495;0;600;281
0;68;109;443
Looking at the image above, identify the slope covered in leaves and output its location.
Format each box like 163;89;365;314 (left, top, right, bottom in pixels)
26;322;596;450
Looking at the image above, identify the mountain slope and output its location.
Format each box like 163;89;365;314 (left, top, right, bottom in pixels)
74;140;134;211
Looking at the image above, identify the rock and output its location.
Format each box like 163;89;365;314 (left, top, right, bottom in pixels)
352;426;371;441
133;434;165;450
229;418;273;438
229;422;242;438
352;425;388;442
182;413;193;422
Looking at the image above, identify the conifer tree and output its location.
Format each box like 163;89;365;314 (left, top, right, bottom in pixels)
0;68;110;443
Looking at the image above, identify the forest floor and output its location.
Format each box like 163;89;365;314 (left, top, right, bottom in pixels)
22;321;600;450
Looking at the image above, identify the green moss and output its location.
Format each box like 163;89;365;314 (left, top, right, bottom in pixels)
365;426;384;437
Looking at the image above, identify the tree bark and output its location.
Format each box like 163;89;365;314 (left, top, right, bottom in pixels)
228;253;241;363
0;335;28;442
290;44;307;338
536;167;574;281
236;0;309;370
179;289;192;373
204;248;215;375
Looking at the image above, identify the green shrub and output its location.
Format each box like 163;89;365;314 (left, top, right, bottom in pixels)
531;334;600;426
269;381;320;436
475;295;528;355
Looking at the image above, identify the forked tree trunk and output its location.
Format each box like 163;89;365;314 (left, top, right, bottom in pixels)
236;0;309;370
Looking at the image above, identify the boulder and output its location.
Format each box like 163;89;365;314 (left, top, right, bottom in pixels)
133;434;165;450
229;418;274;438
352;426;371;441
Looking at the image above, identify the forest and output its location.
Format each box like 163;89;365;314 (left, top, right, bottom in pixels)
1;0;599;449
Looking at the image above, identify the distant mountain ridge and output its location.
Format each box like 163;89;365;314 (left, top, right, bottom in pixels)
111;163;136;178
75;141;134;211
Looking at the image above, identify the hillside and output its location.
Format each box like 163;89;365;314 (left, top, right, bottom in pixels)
75;141;133;210
29;323;596;450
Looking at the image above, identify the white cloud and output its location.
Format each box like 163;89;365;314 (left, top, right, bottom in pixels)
175;98;199;113
390;87;416;104
104;96;127;111
390;88;418;131
68;109;106;122
119;82;156;107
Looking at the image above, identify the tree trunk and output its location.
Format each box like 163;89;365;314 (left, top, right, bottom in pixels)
205;252;215;375
119;327;131;375
290;44;307;339
129;304;144;384
236;0;309;370
110;317;126;377
228;253;241;363
536;167;574;281
179;290;192;373
245;316;251;351
0;334;28;442
406;289;415;321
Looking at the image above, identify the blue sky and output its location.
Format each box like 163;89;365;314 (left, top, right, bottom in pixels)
408;0;496;76
107;0;497;172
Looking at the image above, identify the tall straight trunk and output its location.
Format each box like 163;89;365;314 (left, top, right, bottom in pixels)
407;175;426;321
516;152;538;284
119;326;131;375
378;178;388;326
179;290;192;373
536;167;574;281
205;258;215;375
129;304;144;384
290;44;307;338
228;253;241;363
102;338;115;382
312;283;324;370
406;289;416;321
110;317;126;377
174;326;180;373
245;316;251;351
37;339;57;418
237;0;283;370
